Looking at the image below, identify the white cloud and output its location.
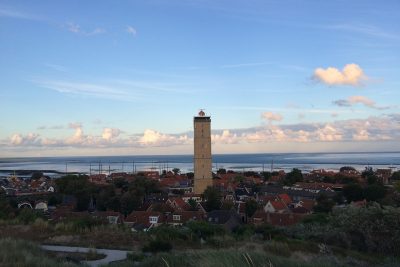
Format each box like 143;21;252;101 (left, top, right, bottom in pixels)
262;112;283;122
138;129;189;146
10;134;23;145
10;133;40;146
313;63;367;86
67;22;80;33
0;7;40;20
316;124;343;141
212;130;239;144
66;22;106;36
102;128;121;141
333;95;389;110
353;129;370;141
126;26;137;36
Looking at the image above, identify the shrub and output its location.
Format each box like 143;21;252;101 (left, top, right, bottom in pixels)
17;208;41;224
142;239;172;253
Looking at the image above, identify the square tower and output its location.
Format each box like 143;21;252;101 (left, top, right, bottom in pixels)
193;110;213;194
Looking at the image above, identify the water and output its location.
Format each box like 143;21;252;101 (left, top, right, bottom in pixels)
0;152;399;177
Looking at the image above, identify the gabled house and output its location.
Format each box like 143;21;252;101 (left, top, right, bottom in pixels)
124;211;165;231
207;210;243;232
166;197;191;212
263;200;288;213
93;211;123;224
166;211;206;226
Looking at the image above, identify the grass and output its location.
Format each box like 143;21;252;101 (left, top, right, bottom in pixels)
46;249;106;261
0;238;84;267
127;249;348;267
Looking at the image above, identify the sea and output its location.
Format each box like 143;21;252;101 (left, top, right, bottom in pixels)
0;152;399;178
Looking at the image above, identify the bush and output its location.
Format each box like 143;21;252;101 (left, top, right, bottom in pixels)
127;252;145;262
142;239;172;253
17;208;42;224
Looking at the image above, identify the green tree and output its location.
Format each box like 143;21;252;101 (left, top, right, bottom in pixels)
261;172;272;181
120;191;141;216
314;194;335;213
343;183;364;202
203;186;221;211
31;171;43;180
245;199;258;218
188;198;197;211
0;193;15;220
55;175;97;211
363;184;386;201
172;168;180;175
392;171;400;181
284;168;303;185
217;168;227;175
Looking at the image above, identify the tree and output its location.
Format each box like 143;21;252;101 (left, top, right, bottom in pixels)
245;199;258;218
343;183;364;202
172;168;180;175
217;168;227;175
261;172;272;181
395;181;400;193
31;171;43;180
55;175;97;211
188;198;197;211
363;184;386;201
340;166;356;172
284;168;303;185
203;186;221;211
314;194;335;213
120;191;141;216
392;171;400;181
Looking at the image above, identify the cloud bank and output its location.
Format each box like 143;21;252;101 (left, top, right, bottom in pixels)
2;113;399;155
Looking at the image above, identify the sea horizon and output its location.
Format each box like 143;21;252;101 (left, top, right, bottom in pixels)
1;151;399;178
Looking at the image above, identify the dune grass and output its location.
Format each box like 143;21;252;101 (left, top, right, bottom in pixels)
0;238;83;267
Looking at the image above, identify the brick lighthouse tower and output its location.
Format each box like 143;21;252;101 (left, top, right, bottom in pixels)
193;110;213;194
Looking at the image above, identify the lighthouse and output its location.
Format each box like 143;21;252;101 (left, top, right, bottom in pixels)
193;110;213;194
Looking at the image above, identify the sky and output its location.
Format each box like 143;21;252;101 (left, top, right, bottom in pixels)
0;0;399;157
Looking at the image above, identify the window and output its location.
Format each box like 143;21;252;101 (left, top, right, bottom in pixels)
149;216;158;224
173;215;181;221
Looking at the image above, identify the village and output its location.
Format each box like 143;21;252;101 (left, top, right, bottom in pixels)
1;164;397;232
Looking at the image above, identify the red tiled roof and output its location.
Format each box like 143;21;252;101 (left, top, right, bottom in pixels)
125;211;164;227
278;194;292;205
269;200;287;211
297;199;315;211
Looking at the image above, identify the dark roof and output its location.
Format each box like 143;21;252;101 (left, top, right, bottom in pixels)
259;185;335;199
207;210;241;224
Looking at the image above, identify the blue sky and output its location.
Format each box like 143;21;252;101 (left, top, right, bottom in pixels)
1;0;399;157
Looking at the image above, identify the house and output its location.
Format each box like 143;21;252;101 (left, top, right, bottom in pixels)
181;193;202;203
207;210;243;231
235;187;253;201
376;169;392;184
93;211;123;224
293;199;316;211
263;200;288;213
166;211;206;226
124;211;165;231
166;197;191;211
278;193;292;205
